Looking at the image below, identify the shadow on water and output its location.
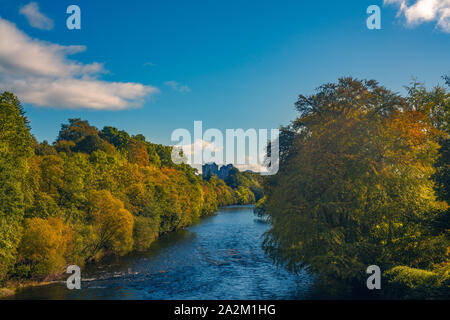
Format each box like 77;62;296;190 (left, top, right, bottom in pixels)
10;206;328;300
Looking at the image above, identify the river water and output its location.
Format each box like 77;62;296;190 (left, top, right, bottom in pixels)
12;206;315;300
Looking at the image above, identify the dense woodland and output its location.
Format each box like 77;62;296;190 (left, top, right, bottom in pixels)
257;77;450;298
0;92;262;286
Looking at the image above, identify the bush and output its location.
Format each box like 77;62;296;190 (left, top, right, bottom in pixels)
385;265;450;299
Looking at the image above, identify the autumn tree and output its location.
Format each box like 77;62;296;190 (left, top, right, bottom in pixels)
85;190;134;260
262;78;448;287
34;140;57;156
133;216;159;251
127;139;150;166
0;101;252;284
17;217;72;278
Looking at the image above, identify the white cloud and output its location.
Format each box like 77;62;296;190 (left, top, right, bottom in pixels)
175;139;269;173
0;17;158;110
180;139;223;157
384;0;450;32
144;62;155;67
234;154;270;174
19;2;54;30
164;80;191;93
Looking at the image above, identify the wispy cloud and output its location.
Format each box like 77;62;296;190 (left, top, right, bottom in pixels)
19;2;54;30
384;0;450;32
144;62;156;67
164;80;191;93
0;17;158;110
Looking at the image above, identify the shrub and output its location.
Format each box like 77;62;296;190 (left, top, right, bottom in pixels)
385;265;450;299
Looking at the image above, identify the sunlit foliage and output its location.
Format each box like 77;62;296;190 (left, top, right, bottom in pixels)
260;78;449;297
17;217;72;278
0;92;33;281
0;95;262;283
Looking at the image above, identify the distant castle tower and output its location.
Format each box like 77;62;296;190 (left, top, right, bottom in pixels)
202;163;234;180
202;162;219;180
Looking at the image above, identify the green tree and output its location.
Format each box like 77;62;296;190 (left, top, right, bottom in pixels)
34;140;57;156
99;126;131;150
0;92;33;282
57;118;98;143
133;216;159;251
73;134;111;154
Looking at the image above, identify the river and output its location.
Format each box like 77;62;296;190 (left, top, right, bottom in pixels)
11;206;315;300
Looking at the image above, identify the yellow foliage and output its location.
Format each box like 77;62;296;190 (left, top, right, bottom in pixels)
88;190;134;257
18;217;72;277
133;216;159;251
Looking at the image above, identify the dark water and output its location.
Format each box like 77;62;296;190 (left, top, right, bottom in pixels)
12;206;314;300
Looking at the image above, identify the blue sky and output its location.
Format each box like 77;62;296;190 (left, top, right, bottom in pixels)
0;0;449;144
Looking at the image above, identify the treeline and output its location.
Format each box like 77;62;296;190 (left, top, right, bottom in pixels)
257;77;449;299
206;168;264;206
0;91;261;285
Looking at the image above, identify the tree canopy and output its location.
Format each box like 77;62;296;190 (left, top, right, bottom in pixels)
0;97;263;284
259;78;449;298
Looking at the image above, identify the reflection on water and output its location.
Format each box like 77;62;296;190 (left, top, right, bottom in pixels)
11;206;314;300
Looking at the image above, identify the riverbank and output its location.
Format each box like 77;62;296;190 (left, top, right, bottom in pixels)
2;205;260;299
0;280;59;298
9;206;311;300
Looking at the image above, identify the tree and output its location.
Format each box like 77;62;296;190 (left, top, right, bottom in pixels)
406;80;450;239
99;126;130;150
57;119;114;155
57;118;98;143
154;144;175;167
17;217;72;278
262;78;448;285
0;92;33;282
201;182;218;216
127;139;150;166
38;155;64;197
86;190;134;260
54;140;75;154
443;74;450;88
235;186;255;205
145;143;162;168
73;134;110;154
0;109;254;284
34;140;57;156
224;168;243;189
133;216;159;251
